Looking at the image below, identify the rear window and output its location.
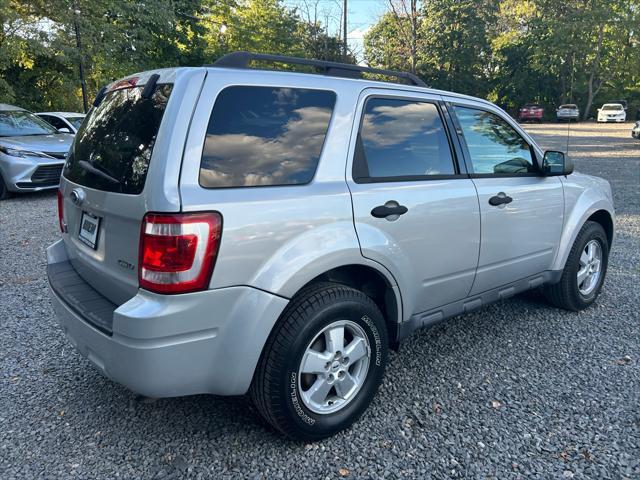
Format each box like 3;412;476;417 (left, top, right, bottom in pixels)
63;84;173;194
559;104;577;109
199;86;336;188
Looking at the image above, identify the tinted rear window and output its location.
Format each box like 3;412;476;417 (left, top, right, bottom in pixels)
63;84;172;194
199;86;336;188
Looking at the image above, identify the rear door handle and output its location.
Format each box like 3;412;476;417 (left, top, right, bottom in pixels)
371;203;408;218
488;193;513;206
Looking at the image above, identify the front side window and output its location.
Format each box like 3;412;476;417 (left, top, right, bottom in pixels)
0;110;57;137
42;115;67;130
454;106;536;175
66;117;85;129
354;98;455;180
200;86;336;188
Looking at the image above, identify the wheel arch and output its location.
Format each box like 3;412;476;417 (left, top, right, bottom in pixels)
587;209;614;247
552;198;615;272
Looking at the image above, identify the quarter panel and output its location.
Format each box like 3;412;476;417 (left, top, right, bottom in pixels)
179;70;374;298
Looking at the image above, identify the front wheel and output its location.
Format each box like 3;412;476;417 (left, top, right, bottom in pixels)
0;173;12;200
250;282;388;440
543;221;609;311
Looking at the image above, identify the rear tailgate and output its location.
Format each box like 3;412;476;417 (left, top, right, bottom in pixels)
58;68;206;305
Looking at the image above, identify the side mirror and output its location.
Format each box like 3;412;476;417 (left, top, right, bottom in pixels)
542;150;573;176
58;127;71;133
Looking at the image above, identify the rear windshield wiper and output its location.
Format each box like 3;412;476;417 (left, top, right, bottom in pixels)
78;160;121;185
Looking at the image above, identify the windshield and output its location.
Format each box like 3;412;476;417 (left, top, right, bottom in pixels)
66;116;85;129
0;110;58;137
602;105;623;111
64;84;173;194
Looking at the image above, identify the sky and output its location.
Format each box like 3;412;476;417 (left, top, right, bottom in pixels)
283;0;388;61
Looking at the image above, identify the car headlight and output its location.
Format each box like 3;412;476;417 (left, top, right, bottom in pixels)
0;146;46;158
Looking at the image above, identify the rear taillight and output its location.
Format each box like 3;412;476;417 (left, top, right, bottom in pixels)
139;212;222;294
57;189;64;233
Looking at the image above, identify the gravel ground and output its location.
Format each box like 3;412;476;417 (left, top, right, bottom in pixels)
1;122;638;479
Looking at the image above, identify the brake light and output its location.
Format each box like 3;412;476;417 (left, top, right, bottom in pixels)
139;212;222;294
57;189;64;233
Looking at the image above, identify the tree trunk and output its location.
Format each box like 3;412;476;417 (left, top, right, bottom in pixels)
583;23;604;121
410;0;417;73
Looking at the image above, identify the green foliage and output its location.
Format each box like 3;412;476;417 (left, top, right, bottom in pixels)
365;0;640;118
1;0;346;111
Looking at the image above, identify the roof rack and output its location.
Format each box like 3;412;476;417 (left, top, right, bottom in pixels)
208;51;427;88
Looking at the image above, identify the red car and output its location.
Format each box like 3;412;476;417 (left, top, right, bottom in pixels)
518;103;544;122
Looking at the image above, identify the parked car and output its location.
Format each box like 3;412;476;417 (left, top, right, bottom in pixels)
632;121;640;139
0;104;73;199
47;52;615;440
597;103;626;123
556;104;580;121
518;103;544;122
37;111;86;134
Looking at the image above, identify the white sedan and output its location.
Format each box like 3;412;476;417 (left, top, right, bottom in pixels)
597;104;626;123
36;112;86;134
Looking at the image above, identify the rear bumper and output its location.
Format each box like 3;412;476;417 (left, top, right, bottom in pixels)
47;240;289;397
519;114;543;121
557;113;579;119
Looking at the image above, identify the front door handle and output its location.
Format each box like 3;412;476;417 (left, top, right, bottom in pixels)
371;202;409;218
488;193;513;207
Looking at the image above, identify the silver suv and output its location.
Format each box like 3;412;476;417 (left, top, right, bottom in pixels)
47;52;615;440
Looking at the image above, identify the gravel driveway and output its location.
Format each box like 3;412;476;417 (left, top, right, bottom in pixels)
1;123;638;479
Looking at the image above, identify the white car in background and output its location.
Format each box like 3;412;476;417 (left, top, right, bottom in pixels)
36;112;86;134
597;104;626;123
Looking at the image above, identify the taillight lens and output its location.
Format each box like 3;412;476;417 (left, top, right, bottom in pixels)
57;189;64;233
139;212;222;294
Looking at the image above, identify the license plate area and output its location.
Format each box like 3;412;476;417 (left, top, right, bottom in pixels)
78;212;100;249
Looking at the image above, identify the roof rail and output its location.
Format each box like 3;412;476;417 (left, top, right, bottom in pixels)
208;51;427;88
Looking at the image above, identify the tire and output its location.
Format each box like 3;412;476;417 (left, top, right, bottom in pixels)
543;221;609;311
0;173;12;200
250;282;388;440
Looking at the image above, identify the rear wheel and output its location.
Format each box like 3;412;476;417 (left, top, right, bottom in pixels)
250;282;388;440
543;221;609;311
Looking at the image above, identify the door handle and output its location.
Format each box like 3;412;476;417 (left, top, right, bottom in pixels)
371;203;409;218
488;193;513;206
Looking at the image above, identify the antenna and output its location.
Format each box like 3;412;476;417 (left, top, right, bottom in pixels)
566;118;571;156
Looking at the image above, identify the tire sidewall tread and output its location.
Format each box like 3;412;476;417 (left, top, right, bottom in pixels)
250;282;388;441
545;221;609;311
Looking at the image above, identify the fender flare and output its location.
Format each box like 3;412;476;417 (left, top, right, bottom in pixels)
552;197;614;271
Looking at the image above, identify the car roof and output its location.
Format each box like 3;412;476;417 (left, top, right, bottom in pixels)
203;67;499;108
0;103;27;112
114;65;499;111
602;103;623;107
37;111;86;117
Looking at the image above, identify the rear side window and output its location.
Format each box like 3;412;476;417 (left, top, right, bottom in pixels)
199;86;336;188
64;84;173;194
353;98;455;181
